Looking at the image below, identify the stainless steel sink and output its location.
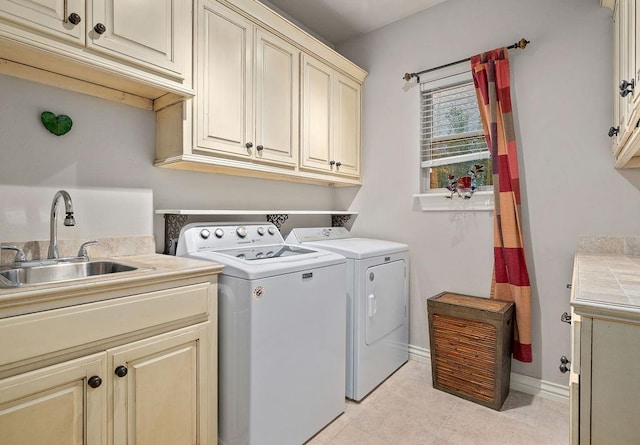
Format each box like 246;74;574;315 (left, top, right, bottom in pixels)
0;261;138;288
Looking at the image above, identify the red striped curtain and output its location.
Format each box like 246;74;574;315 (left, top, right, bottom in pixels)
471;48;532;363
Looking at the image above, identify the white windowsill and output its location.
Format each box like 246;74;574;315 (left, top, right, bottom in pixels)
413;190;494;212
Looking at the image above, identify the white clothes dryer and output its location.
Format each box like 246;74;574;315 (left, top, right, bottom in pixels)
177;223;347;445
286;227;409;401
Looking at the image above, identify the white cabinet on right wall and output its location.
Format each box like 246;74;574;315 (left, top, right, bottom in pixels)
301;54;361;178
606;0;640;167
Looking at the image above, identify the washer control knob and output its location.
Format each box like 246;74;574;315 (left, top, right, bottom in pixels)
257;227;265;236
322;229;330;237
256;252;264;259
268;226;276;235
236;226;248;238
200;229;210;239
214;228;224;238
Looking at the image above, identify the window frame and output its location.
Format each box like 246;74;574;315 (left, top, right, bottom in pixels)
413;61;494;212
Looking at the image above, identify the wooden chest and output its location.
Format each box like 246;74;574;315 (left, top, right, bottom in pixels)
427;292;515;410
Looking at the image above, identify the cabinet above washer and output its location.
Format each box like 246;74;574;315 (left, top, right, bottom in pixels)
154;0;367;186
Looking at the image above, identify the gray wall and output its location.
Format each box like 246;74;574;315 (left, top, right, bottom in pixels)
335;0;640;384
0;74;335;246
2;0;639;386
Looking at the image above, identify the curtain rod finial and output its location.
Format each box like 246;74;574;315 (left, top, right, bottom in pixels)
403;72;419;83
517;38;530;49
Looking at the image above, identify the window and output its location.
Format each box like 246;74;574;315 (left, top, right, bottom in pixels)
414;62;493;211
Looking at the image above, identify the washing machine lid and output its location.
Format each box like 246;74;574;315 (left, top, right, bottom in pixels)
286;228;408;260
183;246;345;280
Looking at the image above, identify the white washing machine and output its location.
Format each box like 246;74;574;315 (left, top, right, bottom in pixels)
286;227;409;401
177;223;347;445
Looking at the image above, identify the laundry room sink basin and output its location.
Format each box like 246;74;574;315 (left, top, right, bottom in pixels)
0;260;138;288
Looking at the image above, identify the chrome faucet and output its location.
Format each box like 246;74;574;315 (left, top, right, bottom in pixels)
47;190;76;259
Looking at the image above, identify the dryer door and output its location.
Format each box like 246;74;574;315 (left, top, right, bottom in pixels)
365;260;407;345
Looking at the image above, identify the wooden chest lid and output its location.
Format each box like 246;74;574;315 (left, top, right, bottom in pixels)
429;292;513;314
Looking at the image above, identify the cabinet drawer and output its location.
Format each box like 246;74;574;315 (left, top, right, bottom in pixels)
0;283;210;367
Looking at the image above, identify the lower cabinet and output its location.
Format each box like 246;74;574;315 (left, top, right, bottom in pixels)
110;323;210;445
0;353;107;445
0;322;210;445
570;312;640;444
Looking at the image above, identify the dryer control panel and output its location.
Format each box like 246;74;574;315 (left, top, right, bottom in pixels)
287;227;352;243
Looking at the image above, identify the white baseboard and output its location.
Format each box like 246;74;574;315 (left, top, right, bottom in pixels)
408;344;569;405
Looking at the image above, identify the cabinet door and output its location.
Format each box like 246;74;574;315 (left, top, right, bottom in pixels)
196;0;253;159
0;353;107;445
569;310;581;445
614;0;630;149
109;323;211;445
254;28;299;167
0;0;84;43
590;318;640;444
333;72;361;177
300;54;333;173
87;0;190;78
633;0;640;109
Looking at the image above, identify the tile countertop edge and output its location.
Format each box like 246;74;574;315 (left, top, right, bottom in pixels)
0;254;224;317
571;252;640;323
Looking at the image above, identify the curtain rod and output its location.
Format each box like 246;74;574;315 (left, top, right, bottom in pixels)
402;38;530;83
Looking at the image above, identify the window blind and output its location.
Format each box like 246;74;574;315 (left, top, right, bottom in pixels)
420;78;489;168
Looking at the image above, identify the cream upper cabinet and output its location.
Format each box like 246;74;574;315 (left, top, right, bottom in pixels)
0;0;85;43
0;0;193;103
301;54;334;172
301;54;361;177
0;353;107;445
333;72;361;177
254;28;299;166
155;0;366;186
196;0;298;167
196;0;253;158
86;0;190;79
608;0;640;167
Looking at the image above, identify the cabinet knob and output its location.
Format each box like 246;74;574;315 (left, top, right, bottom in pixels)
256;145;264;151
245;142;253;149
114;365;128;378
87;375;102;388
329;160;336;166
559;356;571;373
619;79;635;97
335;161;342;167
608;126;620;137
67;13;81;25
561;312;572;324
93;23;106;35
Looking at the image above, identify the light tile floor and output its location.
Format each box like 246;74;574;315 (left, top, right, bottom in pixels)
306;360;569;445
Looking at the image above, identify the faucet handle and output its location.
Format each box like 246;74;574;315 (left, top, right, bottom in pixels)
1;246;27;264
77;241;99;260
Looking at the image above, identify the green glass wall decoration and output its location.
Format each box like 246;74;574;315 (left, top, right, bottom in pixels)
41;111;73;136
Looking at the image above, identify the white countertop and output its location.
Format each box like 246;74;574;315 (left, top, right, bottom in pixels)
0;253;223;318
571;252;640;322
